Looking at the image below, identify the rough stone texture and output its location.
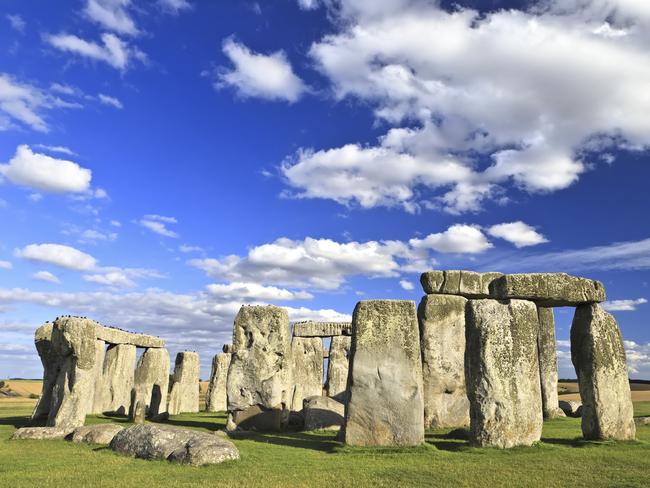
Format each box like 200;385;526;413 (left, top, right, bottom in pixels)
420;271;503;298
222;343;234;354
571;304;635;440
71;424;124;444
303;396;345;431
90;339;106;414
326;336;351;401
95;325;164;348
344;300;424;447
31;323;58;420
635;416;650;426
418;294;470;428
132;348;170;418
206;352;231;412
293;321;351;337
291;337;323;412
559;400;583;417
490;273;606;307
227;305;293;431
102;343;136;415
537;307;565;419
110;424;239;466
168;352;200;415
11;426;73;440
465;299;543;448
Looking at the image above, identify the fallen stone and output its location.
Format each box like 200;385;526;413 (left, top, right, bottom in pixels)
420;270;503;298
102;343;136;415
11;426;73;440
132;348;170;418
293;321;351;337
206;352;231;412
490;273;605;307
95;325;164;348
418;294;470;428
635;416;650;426
326;336;351;400
465;299;543;448
303;396;344;431
168;351;200;415
537;307;565;419
291;337;323;412
559;400;583;417
344;300;424;447
571;304;635;440
71;423;124;444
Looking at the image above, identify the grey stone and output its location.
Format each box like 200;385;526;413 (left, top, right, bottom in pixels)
31;324;58;421
11;426;73;440
71;424;124;444
206;352;231;412
227;305;293;431
344;300;424;447
303;396;345;431
110;424;239;466
635;416;650;426
102;343;136;415
559;400;583;417
222;343;234;354
420;270;503;298
537;307;565;419
465;299;543;448
326;336;351;400
293;321;351;337
571;304;635;440
132;348;170;418
90;339;106;414
418;294;470;428
168;351;200;415
490;273;606;307
291;337;323;412
95;325;164;348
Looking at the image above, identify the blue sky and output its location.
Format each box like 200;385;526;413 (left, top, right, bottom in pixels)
1;0;649;380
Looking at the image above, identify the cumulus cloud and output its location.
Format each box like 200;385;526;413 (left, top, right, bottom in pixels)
487;221;548;248
217;38;306;102
32;270;60;284
0;145;92;193
399;279;414;290
84;0;138;35
158;0;192;13
0;260;12;270
15;243;97;271
410;224;492;254
97;93;123;109
297;0;320;10
602;298;648;312
138;214;179;238
206;282;313;301
6;14;25;33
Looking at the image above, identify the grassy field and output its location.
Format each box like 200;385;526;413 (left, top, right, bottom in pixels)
1;399;649;488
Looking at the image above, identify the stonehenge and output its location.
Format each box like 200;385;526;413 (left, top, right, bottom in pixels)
326;336;351;400
103;344;136;415
131;347;170;419
290;337;324;412
537;307;565;419
168;351;200;415
206;346;231;412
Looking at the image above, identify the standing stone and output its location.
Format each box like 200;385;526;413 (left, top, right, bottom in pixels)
90;340;106;414
537;307;564;419
418;294;470;428
326;336;351;401
167;351;200;415
31;324;58;420
571;304;635;440
344;300;424;447
291;337;323;411
227;305;292;431
206;352;231;412
465;299;543;448
131;348;170;418
103;344;136;415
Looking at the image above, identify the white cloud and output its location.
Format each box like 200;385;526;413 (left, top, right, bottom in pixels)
138;214;179;238
15;243;97;271
410;224;492;254
159;0;192;14
79;229;118;243
97;93;123;109
0;260;12;270
32;271;60;284
487;221;548;248
84;0;138;36
6;14;25;33
399;279;414;290
297;0;320;10
28;193;43;203
602;298;648;312
179;244;202;253
0;145;92;193
621;340;650;376
83;271;135;288
110;220;122;227
217;38;306;102
0;74;50;132
33;144;76;156
206;282;313;301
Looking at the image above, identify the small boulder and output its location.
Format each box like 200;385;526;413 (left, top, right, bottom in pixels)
634;416;650;426
71;424;124;444
303;396;344;431
11;426;73;440
559;400;583;417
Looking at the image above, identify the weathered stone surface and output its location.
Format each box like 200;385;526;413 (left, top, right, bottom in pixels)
110;424;239;466
90;339;106;414
222;343;234;354
571;304;635;440
303;396;344;431
326;336;351;400
559;400;583;417
465;299;543;448
95;325;164;348
420;270;503;298
418;294;470;428
291;337;323;412
537;307;565;419
71;424;124;444
227;305;292;431
344;300;424;447
102;344;136;415
31;323;58;420
132;348;170;418
206;352;231;412
293;321;351;337
11;426;73;440
635;416;650;426
490;273;605;307
168;351;200;415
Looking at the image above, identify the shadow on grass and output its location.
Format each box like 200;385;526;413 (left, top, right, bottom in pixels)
158;417;224;431
425;432;470;453
231;431;340;453
0;415;32;429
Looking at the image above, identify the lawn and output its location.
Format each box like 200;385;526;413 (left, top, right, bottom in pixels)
1;401;649;488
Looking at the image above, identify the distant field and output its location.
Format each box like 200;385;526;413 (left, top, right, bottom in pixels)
558;381;650;402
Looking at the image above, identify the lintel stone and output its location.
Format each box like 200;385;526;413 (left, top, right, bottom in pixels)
293;321;351;337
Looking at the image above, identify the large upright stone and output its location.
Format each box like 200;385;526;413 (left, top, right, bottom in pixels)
206;352;231;412
103;344;136;415
465;299;543;448
90;339;106;414
290;337;323;411
293;321;351;337
31;323;58;420
132;348;170;418
167;351;200;415
227;305;292;431
418;294;470;428
344;300;424;447
537;307;564;419
326;336;351;401
420;270;503;298
571;304;635;440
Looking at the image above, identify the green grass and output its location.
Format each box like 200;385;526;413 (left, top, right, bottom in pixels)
1;402;649;488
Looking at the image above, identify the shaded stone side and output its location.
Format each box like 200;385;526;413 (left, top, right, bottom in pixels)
132;347;170;418
326;335;351;401
465;299;543;448
420;270;503;298
227;305;292;431
168;351;200;415
571;304;635;440
537;307;564;419
206;352;231;412
418;294;470;428
293;321;351;337
95;326;164;348
31;323;58;420
344;300;424;447
90;339;106;414
102;344;136;415
290;337;323;411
